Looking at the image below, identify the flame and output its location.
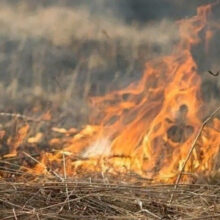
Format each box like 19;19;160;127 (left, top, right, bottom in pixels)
6;124;29;157
5;3;220;183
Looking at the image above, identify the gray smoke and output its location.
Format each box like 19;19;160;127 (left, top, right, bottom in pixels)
0;0;219;127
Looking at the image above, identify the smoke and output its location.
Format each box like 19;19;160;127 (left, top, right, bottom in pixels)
82;138;111;158
45;0;215;23
0;0;219;127
0;4;178;48
2;0;213;22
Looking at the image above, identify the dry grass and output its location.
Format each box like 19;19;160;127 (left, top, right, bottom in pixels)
0;177;219;219
0;2;220;219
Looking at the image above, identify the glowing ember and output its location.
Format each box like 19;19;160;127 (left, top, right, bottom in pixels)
4;3;220;183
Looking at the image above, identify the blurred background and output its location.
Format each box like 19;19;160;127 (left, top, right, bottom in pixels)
0;0;219;128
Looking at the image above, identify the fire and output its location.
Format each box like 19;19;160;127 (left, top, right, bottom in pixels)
6;124;30;157
2;3;220;183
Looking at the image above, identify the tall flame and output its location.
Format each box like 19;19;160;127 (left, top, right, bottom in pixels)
34;3;220;183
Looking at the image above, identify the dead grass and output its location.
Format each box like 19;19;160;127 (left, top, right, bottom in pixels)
0;176;219;219
0;2;219;219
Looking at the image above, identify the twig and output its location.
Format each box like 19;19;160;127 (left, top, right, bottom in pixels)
12;208;18;220
137;199;161;219
139;209;161;219
22;151;60;180
0;198;24;209
185;214;220;220
62;152;70;210
23;152;48;173
208;70;220;77
0;112;40;122
58;188;75;214
22;189;41;210
22;151;64;182
170;105;220;203
40;193;98;211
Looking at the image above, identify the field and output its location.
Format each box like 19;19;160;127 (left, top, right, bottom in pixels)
0;1;220;219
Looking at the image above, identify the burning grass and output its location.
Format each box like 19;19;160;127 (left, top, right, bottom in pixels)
0;1;220;219
0;111;219;219
0;109;219;219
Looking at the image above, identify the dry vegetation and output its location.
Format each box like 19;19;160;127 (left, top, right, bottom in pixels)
0;1;220;219
0;178;220;219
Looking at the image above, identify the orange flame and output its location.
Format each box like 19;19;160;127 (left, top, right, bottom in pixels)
5;124;30;158
32;3;220;183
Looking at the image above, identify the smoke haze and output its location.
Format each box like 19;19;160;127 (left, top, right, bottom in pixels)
0;0;219;127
